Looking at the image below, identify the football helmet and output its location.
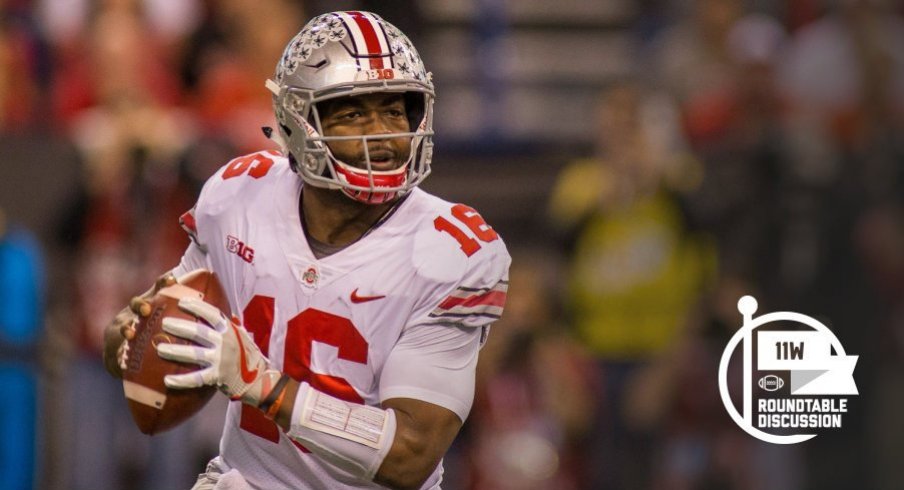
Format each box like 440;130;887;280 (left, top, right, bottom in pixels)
267;11;435;204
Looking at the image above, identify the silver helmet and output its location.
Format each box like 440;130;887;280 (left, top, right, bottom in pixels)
266;11;435;204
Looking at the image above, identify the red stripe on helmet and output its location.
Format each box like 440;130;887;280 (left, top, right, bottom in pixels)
348;11;385;69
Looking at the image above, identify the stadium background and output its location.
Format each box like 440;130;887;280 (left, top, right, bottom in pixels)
0;0;902;488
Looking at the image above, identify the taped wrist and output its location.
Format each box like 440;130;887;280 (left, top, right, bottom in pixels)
259;373;292;417
286;382;396;481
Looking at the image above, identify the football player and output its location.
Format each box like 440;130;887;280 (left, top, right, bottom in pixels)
103;11;510;490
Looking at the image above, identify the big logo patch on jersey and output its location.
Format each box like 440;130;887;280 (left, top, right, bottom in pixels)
226;235;255;263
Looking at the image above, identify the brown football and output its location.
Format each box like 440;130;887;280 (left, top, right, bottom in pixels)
122;269;229;435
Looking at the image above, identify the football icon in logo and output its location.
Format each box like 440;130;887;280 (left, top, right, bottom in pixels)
758;374;785;392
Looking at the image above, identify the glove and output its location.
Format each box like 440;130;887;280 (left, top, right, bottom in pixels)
156;297;281;407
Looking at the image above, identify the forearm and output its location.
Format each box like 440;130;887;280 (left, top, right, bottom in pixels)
270;380;451;489
269;380;396;481
373;408;449;490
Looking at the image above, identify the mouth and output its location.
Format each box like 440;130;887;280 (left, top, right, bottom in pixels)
362;149;403;171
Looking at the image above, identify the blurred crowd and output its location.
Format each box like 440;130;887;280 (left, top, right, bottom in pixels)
1;0;903;489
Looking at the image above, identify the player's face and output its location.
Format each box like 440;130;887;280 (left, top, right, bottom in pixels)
319;93;412;171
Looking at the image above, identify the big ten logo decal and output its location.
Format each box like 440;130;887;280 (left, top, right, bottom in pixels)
226;235;255;263
366;68;395;80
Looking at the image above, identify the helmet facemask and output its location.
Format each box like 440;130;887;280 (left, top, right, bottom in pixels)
267;12;435;205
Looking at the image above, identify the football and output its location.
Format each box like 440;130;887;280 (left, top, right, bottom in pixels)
758;374;785;392
121;269;229;435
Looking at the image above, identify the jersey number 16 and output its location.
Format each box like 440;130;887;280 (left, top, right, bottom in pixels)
434;204;498;257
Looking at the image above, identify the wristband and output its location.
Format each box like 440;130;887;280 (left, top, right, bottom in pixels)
265;382;289;419
259;373;291;415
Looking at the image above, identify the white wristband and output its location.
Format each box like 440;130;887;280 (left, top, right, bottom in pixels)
287;382;396;480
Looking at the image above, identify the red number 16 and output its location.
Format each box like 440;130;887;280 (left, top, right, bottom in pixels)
433;204;499;257
238;296;367;449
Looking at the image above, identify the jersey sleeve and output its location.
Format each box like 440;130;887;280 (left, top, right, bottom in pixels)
406;206;512;330
178;207;206;253
378;323;482;422
170;240;209;278
176;150;286;256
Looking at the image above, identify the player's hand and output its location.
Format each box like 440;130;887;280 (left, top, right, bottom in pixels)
104;273;177;377
115;317;136;371
129;273;178;318
155;297;281;407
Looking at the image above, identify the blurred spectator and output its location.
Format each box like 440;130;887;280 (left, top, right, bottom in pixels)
49;0;185;128
459;251;598;490
647;0;744;147
857;203;904;490
548;81;715;489
181;0;303;152
774;3;903;488
652;5;895;487
778;0;904;152
51;2;217;488
0;208;45;490
677;13;790;289
625;279;805;490
0;1;49;132
836;0;904;466
38;0;202;47
777;0;904;225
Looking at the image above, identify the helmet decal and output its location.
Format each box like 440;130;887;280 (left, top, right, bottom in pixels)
338;11;391;70
276;12;429;84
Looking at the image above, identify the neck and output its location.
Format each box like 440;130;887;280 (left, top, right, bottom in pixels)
300;186;397;247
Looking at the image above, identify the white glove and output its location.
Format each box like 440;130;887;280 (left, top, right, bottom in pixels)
156;297;281;407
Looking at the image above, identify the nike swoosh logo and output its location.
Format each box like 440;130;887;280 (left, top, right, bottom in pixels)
232;322;259;383
350;288;386;304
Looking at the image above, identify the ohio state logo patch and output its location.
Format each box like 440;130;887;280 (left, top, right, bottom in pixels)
301;266;319;289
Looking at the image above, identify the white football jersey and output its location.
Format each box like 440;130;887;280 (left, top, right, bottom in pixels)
173;151;510;489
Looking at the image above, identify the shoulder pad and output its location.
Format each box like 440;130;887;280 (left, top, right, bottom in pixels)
192;151;291;215
407;198;511;329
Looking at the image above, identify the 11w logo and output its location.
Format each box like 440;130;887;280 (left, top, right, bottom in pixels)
776;341;804;360
227;235;255;263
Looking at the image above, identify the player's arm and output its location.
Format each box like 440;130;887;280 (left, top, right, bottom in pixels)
157;301;480;490
371;321;482;488
269;319;476;489
373;398;462;489
259;382;461;489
